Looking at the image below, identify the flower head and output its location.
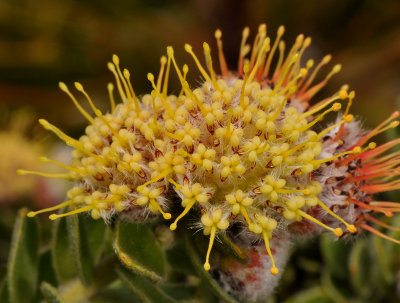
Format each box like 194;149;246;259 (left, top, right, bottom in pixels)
24;24;400;278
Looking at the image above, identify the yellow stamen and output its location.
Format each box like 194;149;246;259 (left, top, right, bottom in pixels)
317;199;357;233
147;73;173;117
248;38;270;83
298;103;342;132
157;56;167;91
59;82;94;123
17;169;71;179
137;169;172;191
107;61;127;102
240;206;254;231
179;64;189;97
300;54;332;93
317;115;352;140
167;178;182;190
167;46;206;114
204;225;216;271
107;83;116;112
203;42;220;90
170;199;196;230
240;63;250;108
249;24;267;69
262;230;278;275
123;69;141;113
313;146;361;165
214;29;228;76
297;209;343;237
27;200;73;217
272;53;300;95
162;55;172;98
302;90;347;119
184;44;211;82
75;82;123;141
263;25;285;78
39;156;86;174
272;40;285;78
149;199;171;220
238;27;250;75
49;205;93;220
112;55;134;104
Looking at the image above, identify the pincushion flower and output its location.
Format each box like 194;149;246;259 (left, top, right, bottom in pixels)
22;24;400;300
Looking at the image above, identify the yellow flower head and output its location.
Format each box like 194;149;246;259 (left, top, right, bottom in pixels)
24;24;400;276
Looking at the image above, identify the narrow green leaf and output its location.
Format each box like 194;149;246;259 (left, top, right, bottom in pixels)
114;221;165;282
160;283;196;300
166;241;196;276
117;268;176;303
40;282;66;303
66;214;93;286
348;240;373;298
82;217;108;265
186;239;238;303
321;270;351;303
320;234;349;278
51;211;76;283
7;208;40;303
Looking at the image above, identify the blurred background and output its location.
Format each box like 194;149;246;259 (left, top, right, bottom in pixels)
0;0;399;301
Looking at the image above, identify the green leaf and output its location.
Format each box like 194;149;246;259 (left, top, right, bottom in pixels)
40;282;66;303
348;240;373;299
320;234;349;278
321;270;352;303
283;287;332;303
51;211;77;283
38;250;58;288
66;214;93;286
114;221;165;282
160;283;196;300
185;239;237;303
83;217;108;265
166;241;196;276
117;267;176;303
7;208;40;303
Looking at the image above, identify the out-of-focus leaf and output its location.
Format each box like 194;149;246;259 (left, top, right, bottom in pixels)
7;208;40;303
66;214;93;286
283;287;332;303
51;211;76;283
82;216;109;265
186;239;237;303
372;235;393;284
38;250;58;288
348;240;373;298
161;283;197;300
117;267;176;303
320;234;349;278
166;241;196;276
321;270;351;303
31;249;59;303
114;221;165;282
40;282;66;303
91;288;138;303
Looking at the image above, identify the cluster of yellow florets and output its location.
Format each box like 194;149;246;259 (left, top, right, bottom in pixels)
24;24;372;275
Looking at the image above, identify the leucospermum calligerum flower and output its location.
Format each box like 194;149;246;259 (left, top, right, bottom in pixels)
22;24;400;288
